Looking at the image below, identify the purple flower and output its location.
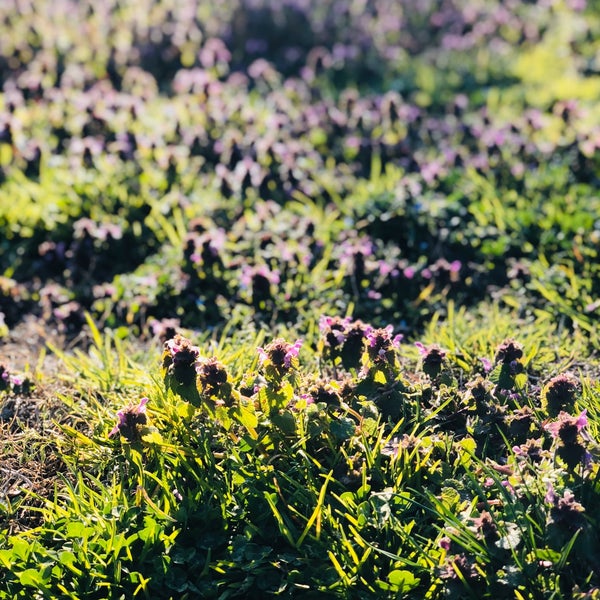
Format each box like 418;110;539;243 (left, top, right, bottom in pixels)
479;357;492;374
258;338;303;371
403;266;416;279
415;342;446;378
364;325;402;367
319;315;352;346
494;339;523;365
545;410;591;469
438;536;451;551
545;410;588;441
109;397;149;440
542;373;579;416
546;486;586;532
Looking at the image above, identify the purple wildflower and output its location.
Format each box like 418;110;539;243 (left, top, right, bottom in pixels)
479;357;493;374
545;410;588;442
258;338;303;372
162;334;201;386
415;342;446;378
494;339;523;365
438;537;452;551
109;397;149;441
546;486;586;532
365;325;402;362
197;357;232;405
545;410;590;470
319;315;352;347
542;373;579;417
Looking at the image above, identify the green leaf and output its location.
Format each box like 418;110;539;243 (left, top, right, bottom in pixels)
388;569;420;592
19;568;47;587
233;403;258;431
330;417;356;441
272;409;297;435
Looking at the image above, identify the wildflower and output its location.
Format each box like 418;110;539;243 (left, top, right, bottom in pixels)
465;376;494;414
546;486;586;532
109;397;149;441
479;357;492;374
365;325;402;364
319;315;353;350
306;380;342;406
162;334;200;386
240;264;280;308
149;317;180;344
472;510;499;543
403;266;416;279
545;410;588;443
197;357;232;404
542;373;579;417
438;552;480;583
0;365;9;391
438;536;452;551
494;339;523;365
258;338;302;375
381;437;400;458
545;410;590;469
415;342;446;378
342;321;370;370
513;437;547;463
507;406;534;442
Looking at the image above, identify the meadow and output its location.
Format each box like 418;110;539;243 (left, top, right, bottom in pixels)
1;0;600;597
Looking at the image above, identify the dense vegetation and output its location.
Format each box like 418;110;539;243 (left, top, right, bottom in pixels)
1;0;600;598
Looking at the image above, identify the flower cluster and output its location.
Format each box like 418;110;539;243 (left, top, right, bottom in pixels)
258;338;302;378
196;357;233;406
545;410;590;470
162;334;201;387
109;397;149;442
415;342;447;379
365;325;402;366
545;486;586;533
542;373;580;417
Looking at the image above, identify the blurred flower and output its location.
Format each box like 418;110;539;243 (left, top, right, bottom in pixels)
0;365;9;391
542;373;579;417
148;317;180;344
415;342;446;378
494;339;523;365
109;397;149;441
319;315;353;348
546;486;586;532
479;357;492;374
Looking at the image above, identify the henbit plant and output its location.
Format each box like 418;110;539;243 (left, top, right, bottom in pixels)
2;307;600;599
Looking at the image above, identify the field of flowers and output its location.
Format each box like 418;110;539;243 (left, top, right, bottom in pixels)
1;0;600;598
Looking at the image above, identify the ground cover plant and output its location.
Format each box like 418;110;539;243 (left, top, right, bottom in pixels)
1;0;600;597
